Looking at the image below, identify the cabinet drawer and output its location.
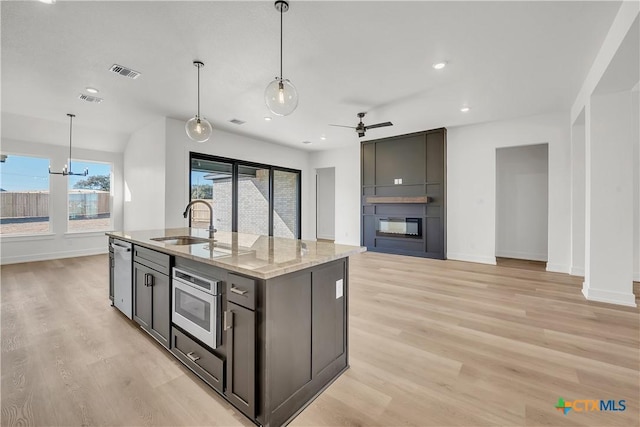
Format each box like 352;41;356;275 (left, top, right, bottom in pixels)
134;245;170;275
227;274;256;310
171;328;224;393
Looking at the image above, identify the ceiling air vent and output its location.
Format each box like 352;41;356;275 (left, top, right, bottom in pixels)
78;94;104;103
109;64;141;79
229;119;246;125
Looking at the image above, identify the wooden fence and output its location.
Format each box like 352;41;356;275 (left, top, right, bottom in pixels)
0;191;110;218
0;192;49;218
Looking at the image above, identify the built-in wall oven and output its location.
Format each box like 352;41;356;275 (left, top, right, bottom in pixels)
172;267;222;349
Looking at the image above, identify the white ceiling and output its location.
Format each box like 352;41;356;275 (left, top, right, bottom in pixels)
1;0;622;153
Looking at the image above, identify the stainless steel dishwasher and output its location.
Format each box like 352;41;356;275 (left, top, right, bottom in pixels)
111;239;132;319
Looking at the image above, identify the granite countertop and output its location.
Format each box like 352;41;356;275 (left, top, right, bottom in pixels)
107;228;366;279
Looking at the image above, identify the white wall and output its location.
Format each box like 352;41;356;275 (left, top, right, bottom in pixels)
583;90;636;306
447;112;571;271
495;144;549;261
309;144;360;246
570;111;586;276
633;87;640;282
0;138;123;264
316;167;335;240
123;118;166;231
163;118;314;239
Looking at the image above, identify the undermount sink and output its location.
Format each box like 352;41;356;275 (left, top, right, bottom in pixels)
150;236;211;245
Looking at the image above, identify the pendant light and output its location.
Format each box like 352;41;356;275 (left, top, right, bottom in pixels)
49;113;88;176
265;0;298;116
185;60;213;142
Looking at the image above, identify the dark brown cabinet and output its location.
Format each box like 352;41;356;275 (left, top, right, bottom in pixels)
133;246;172;349
224;273;257;419
361;128;446;259
171;327;224;393
225;301;256;419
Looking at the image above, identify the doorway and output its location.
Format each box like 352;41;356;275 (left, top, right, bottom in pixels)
495;144;549;262
316;167;335;241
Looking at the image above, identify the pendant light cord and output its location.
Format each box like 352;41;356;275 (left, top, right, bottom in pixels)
197;64;201;119
68;114;73;172
280;4;283;79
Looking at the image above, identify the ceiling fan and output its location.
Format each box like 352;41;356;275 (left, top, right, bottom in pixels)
330;112;393;137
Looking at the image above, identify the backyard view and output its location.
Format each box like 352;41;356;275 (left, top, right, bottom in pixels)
190;157;299;238
0;156;111;234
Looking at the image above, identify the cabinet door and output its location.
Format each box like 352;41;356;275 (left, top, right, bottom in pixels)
150;271;170;349
133;262;152;330
225;302;255;419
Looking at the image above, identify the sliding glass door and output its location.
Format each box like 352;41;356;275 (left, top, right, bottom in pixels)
273;169;299;238
237;165;270;235
189;153;301;239
190;158;232;232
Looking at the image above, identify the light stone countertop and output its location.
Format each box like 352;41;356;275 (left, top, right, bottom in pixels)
107;228;366;280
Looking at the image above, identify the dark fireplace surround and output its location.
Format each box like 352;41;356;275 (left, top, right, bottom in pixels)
361;128;446;259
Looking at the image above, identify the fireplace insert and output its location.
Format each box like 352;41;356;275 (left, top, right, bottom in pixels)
376;217;422;239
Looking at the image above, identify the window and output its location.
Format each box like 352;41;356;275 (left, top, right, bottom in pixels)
189;153;301;238
0;154;51;235
67;161;112;232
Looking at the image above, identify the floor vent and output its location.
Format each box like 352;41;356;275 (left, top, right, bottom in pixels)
109;64;141;79
78;94;104;103
229;119;246;125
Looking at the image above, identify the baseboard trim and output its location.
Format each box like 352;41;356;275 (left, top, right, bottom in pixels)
1;247;107;265
494;250;547;262
570;266;585;276
546;263;570;274
447;252;497;265
582;282;637;307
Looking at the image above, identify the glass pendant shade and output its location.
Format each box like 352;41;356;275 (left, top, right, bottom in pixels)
265;77;298;116
185;116;212;143
186;60;212;143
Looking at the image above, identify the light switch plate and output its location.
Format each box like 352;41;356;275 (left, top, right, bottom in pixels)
336;279;343;299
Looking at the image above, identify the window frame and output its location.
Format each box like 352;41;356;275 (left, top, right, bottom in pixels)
65;159;114;234
0;152;53;237
189;152;301;239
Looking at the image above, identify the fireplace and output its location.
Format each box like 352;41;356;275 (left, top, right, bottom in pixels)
376;218;422;239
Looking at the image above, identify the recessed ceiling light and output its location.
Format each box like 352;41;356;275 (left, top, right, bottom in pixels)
39;0;56;4
460;106;471;112
264;117;272;121
85;87;99;94
432;62;447;70
302;141;312;145
320;136;326;141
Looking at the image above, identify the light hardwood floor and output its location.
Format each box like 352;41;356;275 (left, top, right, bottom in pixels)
2;253;639;426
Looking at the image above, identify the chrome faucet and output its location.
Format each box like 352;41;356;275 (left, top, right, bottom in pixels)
183;200;216;239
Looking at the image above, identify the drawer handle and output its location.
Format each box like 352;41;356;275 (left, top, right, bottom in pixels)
186;351;200;362
230;287;247;295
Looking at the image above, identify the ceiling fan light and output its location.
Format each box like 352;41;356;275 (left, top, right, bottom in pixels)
185;116;213;143
265;78;298;116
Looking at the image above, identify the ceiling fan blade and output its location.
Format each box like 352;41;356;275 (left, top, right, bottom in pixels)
365;121;393;130
329;124;357;129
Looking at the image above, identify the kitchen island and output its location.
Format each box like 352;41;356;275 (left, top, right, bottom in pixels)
107;228;365;427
